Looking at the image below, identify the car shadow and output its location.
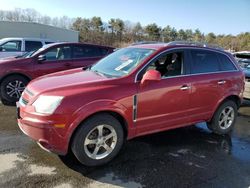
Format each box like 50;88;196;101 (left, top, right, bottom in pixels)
58;125;242;187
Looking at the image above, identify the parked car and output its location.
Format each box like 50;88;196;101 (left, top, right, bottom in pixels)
0;42;114;104
233;51;250;99
244;69;250;99
17;41;244;166
0;37;55;59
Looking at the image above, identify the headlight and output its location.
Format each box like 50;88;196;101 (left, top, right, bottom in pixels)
32;96;64;114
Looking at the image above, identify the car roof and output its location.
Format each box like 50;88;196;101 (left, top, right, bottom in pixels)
43;42;115;49
0;37;55;42
130;41;225;53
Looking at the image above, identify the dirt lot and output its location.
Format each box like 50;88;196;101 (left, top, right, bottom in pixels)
0;101;250;188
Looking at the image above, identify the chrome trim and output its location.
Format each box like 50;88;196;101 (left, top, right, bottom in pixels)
134;47;239;83
133;95;138;122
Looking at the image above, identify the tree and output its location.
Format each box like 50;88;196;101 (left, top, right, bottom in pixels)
91;16;103;31
161;25;172;42
178;29;187;40
145;23;161;41
205;32;216;44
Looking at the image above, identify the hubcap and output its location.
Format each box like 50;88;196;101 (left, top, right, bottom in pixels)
84;124;117;160
218;106;235;129
6;80;25;99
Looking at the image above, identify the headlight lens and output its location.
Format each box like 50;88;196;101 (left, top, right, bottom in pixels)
32;96;64;114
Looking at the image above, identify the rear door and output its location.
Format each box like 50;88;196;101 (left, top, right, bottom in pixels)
72;45;109;69
33;45;74;77
187;49;235;123
136;49;192;134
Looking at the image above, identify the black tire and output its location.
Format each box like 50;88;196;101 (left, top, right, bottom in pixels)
0;75;29;105
207;100;237;135
71;113;124;166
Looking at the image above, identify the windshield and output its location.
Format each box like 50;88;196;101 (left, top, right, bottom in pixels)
90;48;155;77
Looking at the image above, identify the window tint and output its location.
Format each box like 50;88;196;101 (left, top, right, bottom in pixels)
25;41;43;52
191;50;220;74
73;45;105;58
42;46;71;61
218;53;236;71
0;40;21;52
146;51;184;78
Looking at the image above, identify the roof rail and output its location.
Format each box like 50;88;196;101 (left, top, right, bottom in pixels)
167;41;224;51
131;41;164;46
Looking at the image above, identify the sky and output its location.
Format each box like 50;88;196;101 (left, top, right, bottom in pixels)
0;0;250;35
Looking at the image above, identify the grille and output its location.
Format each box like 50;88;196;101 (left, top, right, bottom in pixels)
21;97;29;106
25;88;34;96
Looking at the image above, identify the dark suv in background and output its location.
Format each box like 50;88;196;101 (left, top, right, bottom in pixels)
0;42;114;104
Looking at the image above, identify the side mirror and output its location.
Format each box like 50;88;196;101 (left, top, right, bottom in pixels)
0;47;3;52
141;69;161;84
38;54;46;62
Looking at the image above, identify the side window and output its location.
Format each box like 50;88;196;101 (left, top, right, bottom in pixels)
0;40;22;52
99;48;109;56
73;45;103;59
217;53;237;71
145;51;184;78
42;46;72;61
191;50;220;74
25;41;43;52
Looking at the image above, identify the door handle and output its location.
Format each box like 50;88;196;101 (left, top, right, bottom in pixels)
180;85;191;91
218;80;226;85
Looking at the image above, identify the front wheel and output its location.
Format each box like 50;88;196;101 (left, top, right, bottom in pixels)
71;113;124;166
207;100;237;135
0;75;29;105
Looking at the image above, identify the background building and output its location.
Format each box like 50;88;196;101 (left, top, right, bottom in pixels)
0;21;79;42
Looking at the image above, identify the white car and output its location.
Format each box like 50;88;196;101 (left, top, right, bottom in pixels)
0;38;54;59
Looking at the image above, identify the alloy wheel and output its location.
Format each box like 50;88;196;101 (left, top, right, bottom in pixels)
218;106;235;130
84;124;117;160
6;80;25;99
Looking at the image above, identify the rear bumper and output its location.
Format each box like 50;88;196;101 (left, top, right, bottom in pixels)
17;115;68;155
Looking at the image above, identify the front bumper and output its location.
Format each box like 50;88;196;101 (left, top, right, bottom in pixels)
17;102;70;155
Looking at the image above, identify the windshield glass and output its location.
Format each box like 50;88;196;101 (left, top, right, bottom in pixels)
90;48;155;77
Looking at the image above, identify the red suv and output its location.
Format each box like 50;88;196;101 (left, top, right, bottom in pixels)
0;42;114;105
17;41;245;166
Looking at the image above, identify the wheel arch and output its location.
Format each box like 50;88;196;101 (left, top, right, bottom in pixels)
67;110;129;154
209;94;241;122
0;72;32;85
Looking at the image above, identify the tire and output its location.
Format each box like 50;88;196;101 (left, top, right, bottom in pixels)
0;75;29;105
71;113;124;166
207;100;237;135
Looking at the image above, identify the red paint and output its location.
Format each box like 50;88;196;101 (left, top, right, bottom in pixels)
0;42;114;81
17;44;245;155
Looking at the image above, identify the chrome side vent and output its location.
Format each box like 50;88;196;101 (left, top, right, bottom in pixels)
133;95;138;122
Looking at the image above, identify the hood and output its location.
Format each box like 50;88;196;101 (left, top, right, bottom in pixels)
27;68;109;95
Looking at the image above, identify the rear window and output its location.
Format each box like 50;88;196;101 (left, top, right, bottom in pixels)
217;53;237;71
25;41;43;52
191;50;220;74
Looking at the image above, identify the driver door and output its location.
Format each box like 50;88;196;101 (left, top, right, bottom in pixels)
135;50;192;135
33;45;73;78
